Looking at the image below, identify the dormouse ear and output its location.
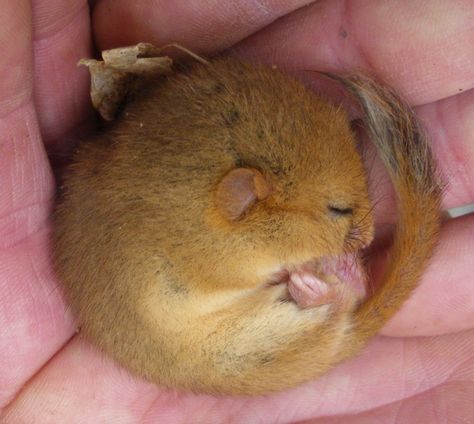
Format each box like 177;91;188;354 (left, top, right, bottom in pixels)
216;168;272;221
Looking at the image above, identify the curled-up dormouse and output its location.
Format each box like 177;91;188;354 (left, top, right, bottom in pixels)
54;44;441;395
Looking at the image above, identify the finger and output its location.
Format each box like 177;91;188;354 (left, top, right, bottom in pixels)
417;87;474;208
3;332;474;423
0;0;75;409
381;212;474;337
238;333;474;423
236;0;474;106
308;383;474;423
314;384;473;424
1;338;166;422
0;232;75;410
92;0;316;53
0;0;32;116
32;0;94;149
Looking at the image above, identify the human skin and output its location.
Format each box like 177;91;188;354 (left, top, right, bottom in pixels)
0;0;473;422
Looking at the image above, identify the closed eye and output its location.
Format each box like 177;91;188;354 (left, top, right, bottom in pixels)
328;205;354;216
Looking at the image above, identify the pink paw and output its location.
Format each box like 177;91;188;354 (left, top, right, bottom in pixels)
287;271;334;308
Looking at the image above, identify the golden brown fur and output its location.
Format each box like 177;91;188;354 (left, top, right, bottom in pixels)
53;57;441;394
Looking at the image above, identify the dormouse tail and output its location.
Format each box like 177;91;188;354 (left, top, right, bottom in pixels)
329;74;443;345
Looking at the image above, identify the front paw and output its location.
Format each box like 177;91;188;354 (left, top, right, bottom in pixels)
287;271;334;308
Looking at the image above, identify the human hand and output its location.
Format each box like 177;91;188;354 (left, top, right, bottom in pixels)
1;1;473;422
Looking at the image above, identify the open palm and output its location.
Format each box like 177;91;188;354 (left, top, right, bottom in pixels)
1;1;473;422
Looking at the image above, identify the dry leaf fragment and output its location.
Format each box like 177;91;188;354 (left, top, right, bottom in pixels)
79;43;174;120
